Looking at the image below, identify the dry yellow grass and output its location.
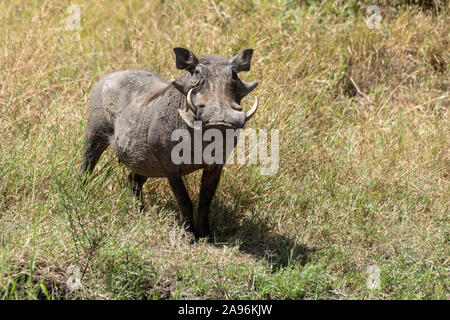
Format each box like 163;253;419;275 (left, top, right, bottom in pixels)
0;0;448;299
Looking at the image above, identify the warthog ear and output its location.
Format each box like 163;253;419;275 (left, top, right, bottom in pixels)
173;47;199;73
230;48;254;72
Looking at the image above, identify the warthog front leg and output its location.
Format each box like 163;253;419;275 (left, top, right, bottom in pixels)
197;165;223;239
164;171;195;236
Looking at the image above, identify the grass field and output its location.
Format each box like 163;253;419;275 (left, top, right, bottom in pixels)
0;0;448;299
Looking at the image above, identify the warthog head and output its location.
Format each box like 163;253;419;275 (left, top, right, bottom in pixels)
171;47;259;129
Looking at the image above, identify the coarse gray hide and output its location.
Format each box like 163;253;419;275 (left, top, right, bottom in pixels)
81;47;259;239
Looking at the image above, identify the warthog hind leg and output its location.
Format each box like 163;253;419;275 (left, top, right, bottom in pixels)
128;172;148;211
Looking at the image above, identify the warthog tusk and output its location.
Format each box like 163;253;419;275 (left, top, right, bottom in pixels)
186;89;197;115
245;96;258;120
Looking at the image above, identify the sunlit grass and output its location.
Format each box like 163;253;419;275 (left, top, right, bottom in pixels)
0;0;448;299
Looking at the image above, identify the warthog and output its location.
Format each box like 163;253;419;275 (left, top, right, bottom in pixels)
81;47;259;239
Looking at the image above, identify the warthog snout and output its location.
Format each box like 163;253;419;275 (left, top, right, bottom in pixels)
172;47;259;129
187;89;258;128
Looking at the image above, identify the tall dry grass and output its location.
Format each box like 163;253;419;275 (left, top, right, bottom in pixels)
0;0;448;299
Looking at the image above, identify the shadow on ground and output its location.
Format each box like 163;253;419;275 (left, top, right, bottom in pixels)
144;188;315;270
209;201;316;270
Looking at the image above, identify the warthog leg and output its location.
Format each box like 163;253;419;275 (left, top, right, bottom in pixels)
197;165;223;239
80;104;112;175
128;171;148;208
80;133;109;175
164;171;195;236
128;172;147;197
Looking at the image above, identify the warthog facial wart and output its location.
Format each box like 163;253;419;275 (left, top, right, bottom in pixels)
81;47;263;239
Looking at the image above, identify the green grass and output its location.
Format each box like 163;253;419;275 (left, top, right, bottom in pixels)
0;0;449;299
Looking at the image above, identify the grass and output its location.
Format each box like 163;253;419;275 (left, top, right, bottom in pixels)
0;0;448;299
